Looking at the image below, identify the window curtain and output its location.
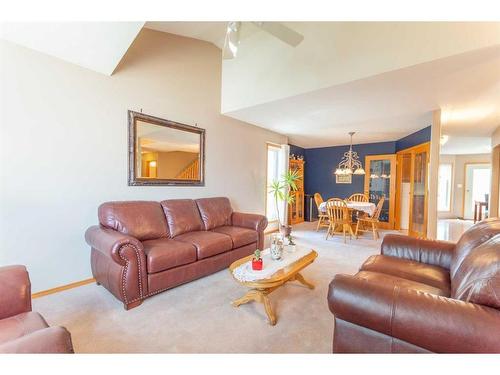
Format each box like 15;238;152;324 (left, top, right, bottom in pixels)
277;144;290;227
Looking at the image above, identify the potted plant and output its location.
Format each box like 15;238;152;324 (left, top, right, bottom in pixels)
269;169;300;237
252;249;263;270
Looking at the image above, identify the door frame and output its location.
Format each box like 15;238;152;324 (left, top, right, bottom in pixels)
462;162;491;220
395;142;430;236
364;154;397;229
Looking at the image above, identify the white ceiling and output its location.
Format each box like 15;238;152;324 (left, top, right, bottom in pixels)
2;21;499;149
146;22;500;148
0;22;144;75
440;136;492;155
225;45;500;147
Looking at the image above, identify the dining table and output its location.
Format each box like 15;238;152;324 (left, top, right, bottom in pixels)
318;200;376;217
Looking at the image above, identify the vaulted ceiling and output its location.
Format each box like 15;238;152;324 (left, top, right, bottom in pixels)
2;21;499;151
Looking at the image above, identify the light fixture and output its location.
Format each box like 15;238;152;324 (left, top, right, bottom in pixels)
149;161;157;168
440;135;449;146
334;132;365;176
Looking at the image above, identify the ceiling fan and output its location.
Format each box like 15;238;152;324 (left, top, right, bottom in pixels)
223;22;304;59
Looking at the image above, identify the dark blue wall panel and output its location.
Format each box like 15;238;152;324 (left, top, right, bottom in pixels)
304;141;396;199
289;144;306;159
290;126;431;201
396;125;431;152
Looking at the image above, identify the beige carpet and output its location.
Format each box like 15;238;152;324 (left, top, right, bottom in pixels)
33;222;397;353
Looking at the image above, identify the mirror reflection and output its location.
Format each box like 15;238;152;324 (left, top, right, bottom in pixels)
128;111;205;186
137;121;200;180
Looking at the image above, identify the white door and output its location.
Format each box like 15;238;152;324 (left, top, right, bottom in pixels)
464;163;491;219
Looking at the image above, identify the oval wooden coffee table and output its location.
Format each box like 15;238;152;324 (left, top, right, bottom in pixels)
229;249;317;325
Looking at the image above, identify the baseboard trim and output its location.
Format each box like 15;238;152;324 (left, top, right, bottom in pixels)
32;278;96;299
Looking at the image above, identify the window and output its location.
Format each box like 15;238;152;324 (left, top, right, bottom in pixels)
438;163;453;212
266;144;281;222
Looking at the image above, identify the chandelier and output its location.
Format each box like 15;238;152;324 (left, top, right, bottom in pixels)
334;132;366;175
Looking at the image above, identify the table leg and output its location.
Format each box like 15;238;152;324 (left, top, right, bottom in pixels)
232;289;277;325
474;203;478;223
293;272;315;289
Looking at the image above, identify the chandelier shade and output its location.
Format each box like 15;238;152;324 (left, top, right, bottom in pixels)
334;132;366;176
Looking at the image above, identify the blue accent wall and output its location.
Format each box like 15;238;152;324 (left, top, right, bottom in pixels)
396;125;431;152
296;126;431;200
289;144;306;159
304;141;396;199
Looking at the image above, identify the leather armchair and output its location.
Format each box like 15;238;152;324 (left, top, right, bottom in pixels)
328;218;500;353
0;266;74;353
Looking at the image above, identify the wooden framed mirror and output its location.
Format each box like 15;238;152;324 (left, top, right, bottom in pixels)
128;111;205;186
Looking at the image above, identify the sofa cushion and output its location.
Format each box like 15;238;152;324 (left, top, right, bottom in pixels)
195;197;233;230
451;235;500;309
161;199;204;237
360;255;450;293
212;226;257;248
451;217;500;278
0;312;48;344
142;238;197;273
355;271;450;296
98;201;169;241
175;231;233;260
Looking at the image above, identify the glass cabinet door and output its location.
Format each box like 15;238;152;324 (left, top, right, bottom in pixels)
409;148;428;237
364;155;396;229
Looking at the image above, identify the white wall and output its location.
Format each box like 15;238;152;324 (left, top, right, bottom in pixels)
438;153;492;219
0;29;287;292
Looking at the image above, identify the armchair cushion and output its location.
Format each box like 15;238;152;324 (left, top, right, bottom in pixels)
0;265;31;320
142;238;197;273
0;326;74;354
360;255;450;293
212;226;257;248
195;197;233;230
175;231;233;259
451;218;500;277
381;234;455;269
161;199;204;237
452;235;500;309
98;201;168;241
328;274;500;353
0;312;48;344
355;271;449;296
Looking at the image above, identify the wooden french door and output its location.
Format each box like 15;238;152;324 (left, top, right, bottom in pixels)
364;154;397;229
395;143;430;238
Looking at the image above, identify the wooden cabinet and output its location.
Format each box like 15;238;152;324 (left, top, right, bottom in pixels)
288;159;305;225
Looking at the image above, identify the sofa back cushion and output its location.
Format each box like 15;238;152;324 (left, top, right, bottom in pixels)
195;197;233;230
451;234;500;309
98;201;169;241
161;199;204;237
450;218;500;278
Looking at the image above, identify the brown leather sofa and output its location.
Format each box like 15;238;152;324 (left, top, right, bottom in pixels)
0;265;74;353
328;217;500;353
85;197;267;310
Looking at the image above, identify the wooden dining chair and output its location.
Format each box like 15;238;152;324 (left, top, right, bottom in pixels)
314;193;329;231
355;196;385;240
326;198;354;243
347;193;368;202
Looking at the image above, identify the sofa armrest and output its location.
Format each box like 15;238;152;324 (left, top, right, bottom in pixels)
231;212;268;232
328;274;500;353
85;225;144;266
381;234;456;269
0;265;31;320
0;326;74;353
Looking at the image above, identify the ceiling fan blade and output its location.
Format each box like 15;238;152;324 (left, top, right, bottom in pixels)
222;21;241;59
252;22;304;47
